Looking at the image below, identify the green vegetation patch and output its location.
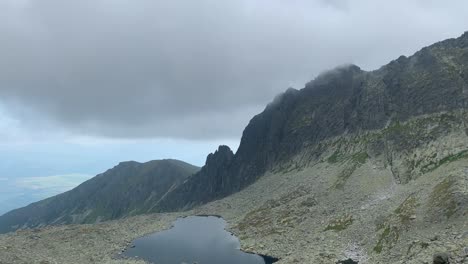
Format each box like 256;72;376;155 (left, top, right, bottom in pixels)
406;240;430;256
384;120;409;134
324;214;354;232
278;186;310;204
327;150;343;163
333;163;358;189
373;225;400;253
439;113;458;125
352;152;369;164
421;150;468;173
237;189;312;236
373;194;419;254
379;113;462;156
278;209;305;228
429;176;458;218
237;207;273;232
394;194;418;225
327;150;368;165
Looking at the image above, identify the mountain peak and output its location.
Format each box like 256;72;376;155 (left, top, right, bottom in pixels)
216;145;233;155
317;64;361;77
116;160;140;167
154;32;468;213
0;158;200;233
306;64;363;90
2;32;468;237
205;145;234;168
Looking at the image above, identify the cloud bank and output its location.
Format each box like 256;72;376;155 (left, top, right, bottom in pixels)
1;0;468;139
0;174;92;215
15;174;92;191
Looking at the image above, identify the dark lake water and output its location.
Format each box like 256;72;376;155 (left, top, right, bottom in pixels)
124;216;278;264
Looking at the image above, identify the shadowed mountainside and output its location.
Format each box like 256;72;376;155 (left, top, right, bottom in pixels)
0;159;199;233
1;32;468;234
154;32;468;212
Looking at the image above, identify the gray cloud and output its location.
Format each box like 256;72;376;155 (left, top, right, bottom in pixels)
1;0;468;139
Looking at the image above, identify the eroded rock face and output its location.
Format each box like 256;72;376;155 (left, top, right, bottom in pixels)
154;32;468;212
433;252;450;264
337;259;359;264
155;146;235;211
2;32;468;233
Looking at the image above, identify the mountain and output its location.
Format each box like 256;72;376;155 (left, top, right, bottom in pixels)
153;32;468;212
0;159;199;233
3;32;468;230
0;33;467;264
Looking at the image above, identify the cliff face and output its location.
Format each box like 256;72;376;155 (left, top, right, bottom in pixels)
1;33;468;264
2;32;468;233
0;159;199;234
155;32;468;212
155;146;234;211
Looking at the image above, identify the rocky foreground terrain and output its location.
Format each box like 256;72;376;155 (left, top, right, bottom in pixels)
0;120;467;263
1;33;468;263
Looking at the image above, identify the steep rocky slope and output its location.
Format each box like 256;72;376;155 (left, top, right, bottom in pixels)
155;31;468;212
2;33;468;230
0;134;466;263
0;32;468;264
0;159;199;233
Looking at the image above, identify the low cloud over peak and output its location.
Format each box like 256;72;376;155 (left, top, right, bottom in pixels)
1;0;468;140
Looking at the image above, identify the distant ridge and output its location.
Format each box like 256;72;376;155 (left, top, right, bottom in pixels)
1;32;468;234
0;159;199;233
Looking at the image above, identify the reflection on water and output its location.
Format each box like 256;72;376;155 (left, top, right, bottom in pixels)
124;216;278;264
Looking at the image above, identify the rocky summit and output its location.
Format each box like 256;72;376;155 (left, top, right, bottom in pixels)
154;31;468;212
0;33;468;263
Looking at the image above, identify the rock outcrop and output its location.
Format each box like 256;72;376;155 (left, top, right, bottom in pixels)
155;146;234;211
153;32;468;212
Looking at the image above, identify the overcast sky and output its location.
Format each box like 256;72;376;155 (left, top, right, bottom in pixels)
1;0;468;213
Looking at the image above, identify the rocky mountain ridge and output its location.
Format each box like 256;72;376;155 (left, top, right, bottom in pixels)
1;31;468;241
153;31;468;212
0;159;199;233
0;32;467;264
